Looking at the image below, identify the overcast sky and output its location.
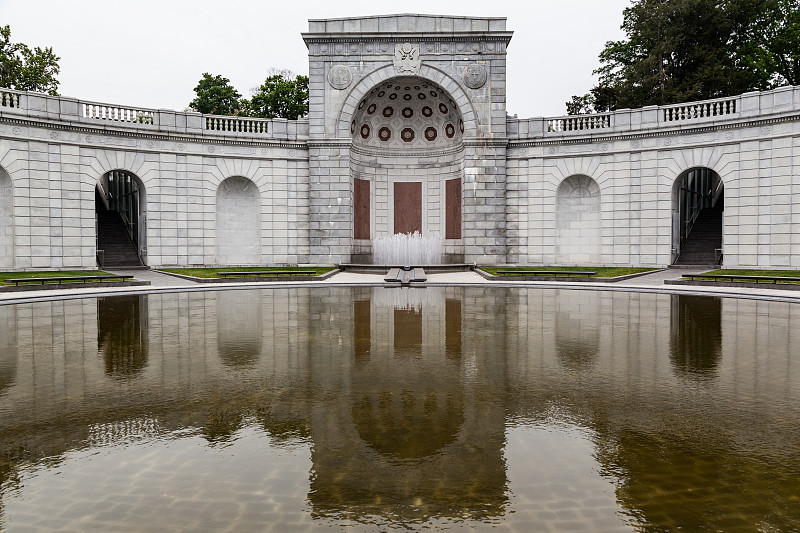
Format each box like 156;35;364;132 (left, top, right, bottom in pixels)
0;0;631;118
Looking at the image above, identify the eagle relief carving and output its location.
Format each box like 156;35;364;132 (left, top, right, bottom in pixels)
393;43;421;75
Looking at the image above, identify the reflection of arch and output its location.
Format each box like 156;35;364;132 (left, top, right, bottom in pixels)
96;170;147;266
216;290;262;367
555;292;600;371
555;175;601;264
0;306;18;395
216;176;262;265
97;295;149;379
672;168;724;265
0;165;14;269
669;294;722;380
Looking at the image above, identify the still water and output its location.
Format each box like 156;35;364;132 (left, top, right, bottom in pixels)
0;287;798;532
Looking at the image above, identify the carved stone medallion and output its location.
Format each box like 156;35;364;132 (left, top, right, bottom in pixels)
328;66;353;90
462;64;487;89
394;43;421;75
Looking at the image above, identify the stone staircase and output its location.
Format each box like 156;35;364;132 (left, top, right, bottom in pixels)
674;205;723;266
96;194;144;268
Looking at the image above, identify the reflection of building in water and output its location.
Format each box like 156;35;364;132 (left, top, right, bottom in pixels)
216;290;263;367
308;287;508;523
97;295;149;379
555;291;600;371
0;305;17;395
669;294;722;379
1;289;800;530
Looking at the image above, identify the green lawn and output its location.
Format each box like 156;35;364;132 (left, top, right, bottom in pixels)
479;266;657;278
159;266;337;279
0;270;116;286
698;269;800;283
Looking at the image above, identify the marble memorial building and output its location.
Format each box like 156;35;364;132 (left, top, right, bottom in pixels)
1;14;800;269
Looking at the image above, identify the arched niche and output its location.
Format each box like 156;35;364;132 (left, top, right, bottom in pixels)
0;165;14;269
215;176;262;265
555;175;601;264
350;76;465;260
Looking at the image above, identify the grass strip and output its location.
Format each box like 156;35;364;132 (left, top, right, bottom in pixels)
159;266;337;279
699;269;800;284
480;266;657;278
0;270;117;286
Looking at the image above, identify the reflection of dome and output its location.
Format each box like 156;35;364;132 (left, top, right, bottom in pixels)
352;77;462;151
352;389;464;459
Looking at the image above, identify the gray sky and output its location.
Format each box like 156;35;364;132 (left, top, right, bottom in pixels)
0;0;630;118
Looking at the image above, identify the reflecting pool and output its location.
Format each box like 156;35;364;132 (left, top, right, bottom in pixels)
0;287;798;531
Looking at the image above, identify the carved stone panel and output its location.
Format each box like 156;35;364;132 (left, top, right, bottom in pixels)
462;64;487;89
394;43;421;75
328;66;353;90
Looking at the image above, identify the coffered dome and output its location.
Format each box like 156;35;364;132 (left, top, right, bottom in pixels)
351;77;464;151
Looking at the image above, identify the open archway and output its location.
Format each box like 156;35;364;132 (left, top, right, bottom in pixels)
0;166;13;269
96;170;147;267
672;168;724;265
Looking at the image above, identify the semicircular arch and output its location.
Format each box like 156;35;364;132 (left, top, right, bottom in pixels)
337;64;479;138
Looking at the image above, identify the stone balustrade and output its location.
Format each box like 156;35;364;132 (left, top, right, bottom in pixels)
2;84;798;144
509;85;800;140
0;88;22;109
82;101;156;124
204;114;270;135
661;96;737;122
546;113;612;133
0;88;308;141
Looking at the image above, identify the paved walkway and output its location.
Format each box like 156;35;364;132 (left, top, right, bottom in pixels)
2;267;800;304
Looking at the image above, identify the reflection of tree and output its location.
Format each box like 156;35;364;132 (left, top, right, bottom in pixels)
669;295;722;379
97;295;148;379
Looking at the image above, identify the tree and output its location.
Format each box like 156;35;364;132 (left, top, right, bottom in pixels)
248;70;309;120
569;0;799;113
189;73;242;115
736;0;800;87
0;25;60;95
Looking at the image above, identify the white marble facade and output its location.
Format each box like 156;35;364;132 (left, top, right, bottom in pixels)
0;14;799;269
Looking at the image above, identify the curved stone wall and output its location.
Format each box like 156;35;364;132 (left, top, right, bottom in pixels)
0;15;798;269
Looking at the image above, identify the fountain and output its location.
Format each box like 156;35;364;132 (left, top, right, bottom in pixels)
372;231;443;266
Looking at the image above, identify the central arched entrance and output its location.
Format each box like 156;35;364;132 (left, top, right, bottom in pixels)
96;170;147;268
672;168;724;265
349;76;465;263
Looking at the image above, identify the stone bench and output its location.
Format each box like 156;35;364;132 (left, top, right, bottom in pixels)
217;270;317;278
3;275;134;286
495;270;597;277
682;274;800;284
